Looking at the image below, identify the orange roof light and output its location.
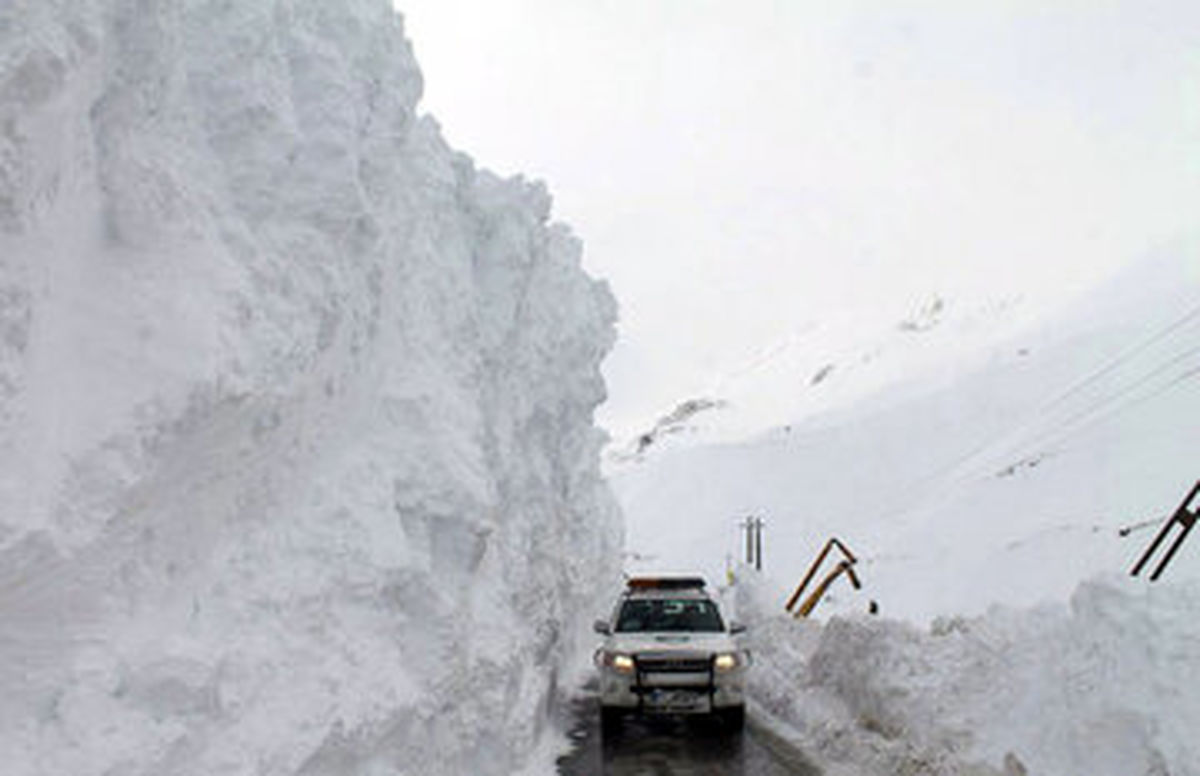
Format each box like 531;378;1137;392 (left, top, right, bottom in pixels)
626;576;707;591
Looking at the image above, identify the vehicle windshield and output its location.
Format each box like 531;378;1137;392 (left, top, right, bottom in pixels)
615;598;725;633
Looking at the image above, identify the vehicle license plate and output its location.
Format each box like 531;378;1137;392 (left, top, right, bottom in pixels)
647;689;709;713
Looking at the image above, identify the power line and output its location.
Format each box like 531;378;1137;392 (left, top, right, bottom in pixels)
1024;363;1200;456
1036;302;1200;416
868;302;1200;520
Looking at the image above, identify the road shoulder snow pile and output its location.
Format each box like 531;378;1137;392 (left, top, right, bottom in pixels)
739;573;1199;775
0;2;620;774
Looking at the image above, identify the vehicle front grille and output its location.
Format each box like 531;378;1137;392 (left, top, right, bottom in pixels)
636;655;711;673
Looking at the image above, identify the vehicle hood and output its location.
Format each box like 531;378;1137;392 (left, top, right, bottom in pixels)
606;632;738;654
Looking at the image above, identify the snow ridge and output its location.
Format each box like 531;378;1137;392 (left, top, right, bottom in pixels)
740;574;1200;776
0;2;620;774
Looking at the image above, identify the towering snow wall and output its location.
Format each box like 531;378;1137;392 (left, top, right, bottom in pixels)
0;2;621;773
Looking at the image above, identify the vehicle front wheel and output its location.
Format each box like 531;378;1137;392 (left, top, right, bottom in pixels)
600;706;623;738
718;705;745;732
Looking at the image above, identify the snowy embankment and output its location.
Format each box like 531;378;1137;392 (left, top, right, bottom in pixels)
0;2;620;774
737;572;1200;776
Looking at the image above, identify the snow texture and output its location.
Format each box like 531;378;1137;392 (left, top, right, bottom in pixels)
612;249;1200;621
613;245;1199;773
739;572;1200;776
0;2;620;774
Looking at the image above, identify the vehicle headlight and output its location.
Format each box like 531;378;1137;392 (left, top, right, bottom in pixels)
714;652;739;672
607;653;635;674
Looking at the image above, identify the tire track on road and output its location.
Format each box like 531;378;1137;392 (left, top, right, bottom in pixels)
557;694;821;776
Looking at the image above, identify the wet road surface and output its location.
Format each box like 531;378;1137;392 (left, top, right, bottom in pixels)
556;697;822;776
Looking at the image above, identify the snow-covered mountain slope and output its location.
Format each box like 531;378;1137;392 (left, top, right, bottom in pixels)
0;3;620;774
611;246;1200;621
612;250;1199;774
608;290;1042;457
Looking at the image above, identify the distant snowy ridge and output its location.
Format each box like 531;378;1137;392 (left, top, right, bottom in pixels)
607;396;727;461
608;291;1037;454
0;2;620;774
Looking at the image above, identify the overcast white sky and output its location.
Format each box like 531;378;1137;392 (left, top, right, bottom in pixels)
395;1;1199;436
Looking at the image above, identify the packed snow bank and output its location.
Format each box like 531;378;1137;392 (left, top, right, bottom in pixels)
0;2;620;774
739;572;1200;776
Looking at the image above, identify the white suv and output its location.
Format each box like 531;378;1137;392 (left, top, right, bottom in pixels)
593;576;748;733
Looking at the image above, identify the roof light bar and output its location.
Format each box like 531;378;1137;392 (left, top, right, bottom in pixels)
626;576;707;591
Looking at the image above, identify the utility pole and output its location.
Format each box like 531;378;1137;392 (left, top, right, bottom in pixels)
740;516;765;571
754;517;764;571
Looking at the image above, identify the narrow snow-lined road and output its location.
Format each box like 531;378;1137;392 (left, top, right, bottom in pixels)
557;697;821;775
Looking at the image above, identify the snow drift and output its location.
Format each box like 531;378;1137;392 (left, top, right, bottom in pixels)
739;573;1200;776
0;2;620;774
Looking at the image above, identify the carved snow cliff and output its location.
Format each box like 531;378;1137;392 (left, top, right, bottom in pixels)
0;2;620;773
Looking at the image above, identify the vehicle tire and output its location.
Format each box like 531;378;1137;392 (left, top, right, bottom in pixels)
719;705;745;732
600;706;623;739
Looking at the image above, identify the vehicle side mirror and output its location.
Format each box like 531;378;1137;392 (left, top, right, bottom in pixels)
593;619;612;635
729;622;747;635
